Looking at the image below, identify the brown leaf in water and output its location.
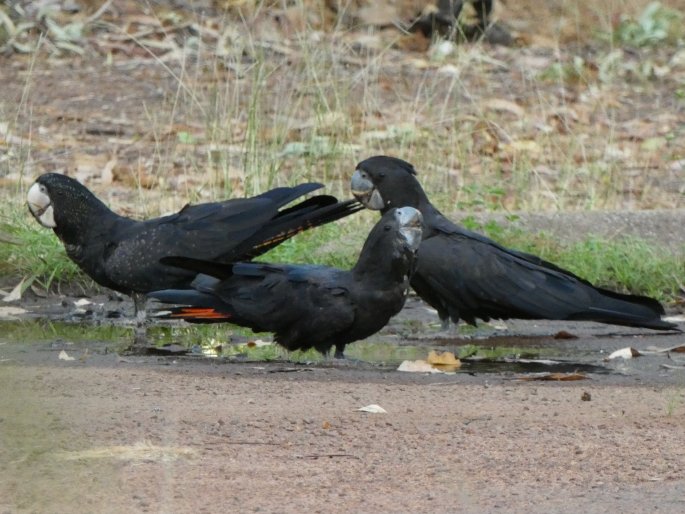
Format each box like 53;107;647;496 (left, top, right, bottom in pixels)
554;330;578;340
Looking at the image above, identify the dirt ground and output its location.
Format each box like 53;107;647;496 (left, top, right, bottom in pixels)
1;289;685;513
2;334;685;514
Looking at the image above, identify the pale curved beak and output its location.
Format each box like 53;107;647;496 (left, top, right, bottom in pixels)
395;206;423;251
351;170;385;210
27;182;56;228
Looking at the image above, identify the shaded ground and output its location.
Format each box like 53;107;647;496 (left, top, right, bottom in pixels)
1;289;685;512
2;328;685;513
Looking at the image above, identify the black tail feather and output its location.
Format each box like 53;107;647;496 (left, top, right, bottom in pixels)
229;198;363;260
255;182;323;207
159;257;235;279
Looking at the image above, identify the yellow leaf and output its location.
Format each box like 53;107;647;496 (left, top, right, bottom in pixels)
426;350;461;368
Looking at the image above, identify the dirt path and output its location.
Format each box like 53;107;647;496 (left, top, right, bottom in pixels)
2;339;685;514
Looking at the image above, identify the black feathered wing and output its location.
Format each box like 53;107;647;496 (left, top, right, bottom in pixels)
414;217;675;330
102;197;279;292
101;183;349;292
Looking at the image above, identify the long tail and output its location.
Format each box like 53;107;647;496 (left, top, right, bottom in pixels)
255;183;323;207
225;198;363;260
570;289;679;331
149;289;234;324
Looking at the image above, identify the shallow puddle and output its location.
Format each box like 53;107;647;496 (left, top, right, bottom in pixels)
0;318;632;376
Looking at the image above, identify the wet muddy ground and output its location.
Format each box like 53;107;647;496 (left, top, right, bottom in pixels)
1;293;685;513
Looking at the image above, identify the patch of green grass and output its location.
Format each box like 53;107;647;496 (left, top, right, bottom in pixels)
537;56;591;85
0;319;130;344
0;202;86;290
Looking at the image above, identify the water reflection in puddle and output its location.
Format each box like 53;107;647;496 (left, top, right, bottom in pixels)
0;319;622;375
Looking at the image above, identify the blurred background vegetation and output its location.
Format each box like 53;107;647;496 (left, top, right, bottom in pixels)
0;0;683;302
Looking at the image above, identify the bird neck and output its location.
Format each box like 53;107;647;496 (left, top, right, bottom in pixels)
380;186;431;214
352;237;413;286
52;192;125;246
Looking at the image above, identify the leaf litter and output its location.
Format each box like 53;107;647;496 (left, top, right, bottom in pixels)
398;350;461;373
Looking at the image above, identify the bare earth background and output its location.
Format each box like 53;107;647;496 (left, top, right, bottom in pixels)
1;1;685;513
1;335;685;514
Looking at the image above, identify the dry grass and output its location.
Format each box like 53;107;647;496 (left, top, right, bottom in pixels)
1;0;683;215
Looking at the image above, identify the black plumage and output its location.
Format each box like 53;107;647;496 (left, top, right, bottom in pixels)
149;207;423;357
27;173;361;316
351;155;678;332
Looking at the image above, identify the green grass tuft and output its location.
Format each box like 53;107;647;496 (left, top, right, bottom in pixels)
0;202;86;290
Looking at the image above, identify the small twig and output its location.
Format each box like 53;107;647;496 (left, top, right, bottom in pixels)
297;454;360;460
267;367;315;373
224;441;283;446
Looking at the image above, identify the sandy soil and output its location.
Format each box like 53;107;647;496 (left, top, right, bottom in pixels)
2;332;685;514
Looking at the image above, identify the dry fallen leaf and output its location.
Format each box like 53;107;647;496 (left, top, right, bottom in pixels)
500;139;542;158
398;360;443;373
607;347;641;360
661;364;685;370
2;278;27;303
426;350;462;371
358;404;387;414
55;441;195;462
322;420;331;429
642;344;685;354
426;350;460;365
58;350;75;361
554;330;578;340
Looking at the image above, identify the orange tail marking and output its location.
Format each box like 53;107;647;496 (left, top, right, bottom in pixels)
171;308;231;320
253;223;312;250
